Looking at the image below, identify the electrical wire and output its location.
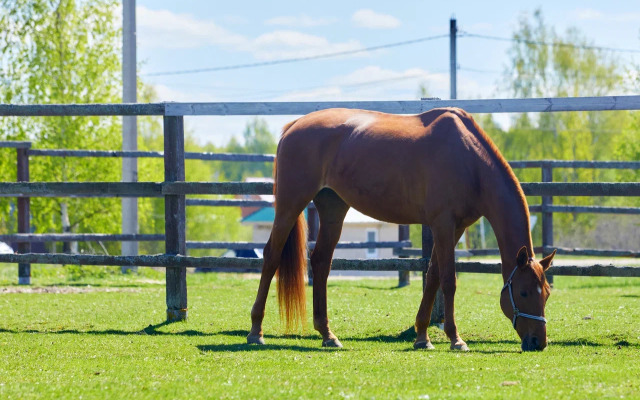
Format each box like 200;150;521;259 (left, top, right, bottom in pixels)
143;34;449;77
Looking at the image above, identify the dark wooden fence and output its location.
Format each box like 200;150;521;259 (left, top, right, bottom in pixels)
1;96;639;323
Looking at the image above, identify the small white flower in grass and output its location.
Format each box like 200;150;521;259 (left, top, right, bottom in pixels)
418;395;430;400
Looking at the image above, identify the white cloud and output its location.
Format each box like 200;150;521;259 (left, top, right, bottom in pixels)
572;8;604;21
352;9;401;29
274;86;344;102
136;6;247;49
265;15;337;28
251;30;362;60
332;66;448;93
137;7;364;63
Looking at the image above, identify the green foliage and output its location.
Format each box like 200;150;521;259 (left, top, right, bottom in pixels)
0;0;122;253
0;4;251;256
222;117;277;181
1;270;639;398
63;264;122;281
479;9;638;247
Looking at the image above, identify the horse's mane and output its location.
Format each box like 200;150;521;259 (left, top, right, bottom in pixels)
447;108;531;226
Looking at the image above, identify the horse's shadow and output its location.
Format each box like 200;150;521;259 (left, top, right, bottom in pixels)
197;343;332;353
212;328;638;353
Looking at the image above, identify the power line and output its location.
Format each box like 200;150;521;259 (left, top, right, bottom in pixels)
460;32;640;54
143;34;449;77
243;73;445;101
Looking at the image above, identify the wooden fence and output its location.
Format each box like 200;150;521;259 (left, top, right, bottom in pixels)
1;96;640;322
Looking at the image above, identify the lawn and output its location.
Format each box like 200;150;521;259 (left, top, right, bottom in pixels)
0;264;639;399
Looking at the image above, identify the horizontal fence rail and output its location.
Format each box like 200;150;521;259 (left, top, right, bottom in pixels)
0;103;165;116
0;141;31;149
186;199;273;207
186;240;412;250
2;95;640;117
19;148;639;170
528;205;640;215
424;247;640;258
0;234;409;251
165;96;640;116
0;233;164;243
397;246;640;258
509;160;640;169
27;149;275;162
0;253;638;277
1;181;639;198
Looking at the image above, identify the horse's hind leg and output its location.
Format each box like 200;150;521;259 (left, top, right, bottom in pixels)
310;189;349;347
414;250;440;350
247;212;299;344
247;193;314;345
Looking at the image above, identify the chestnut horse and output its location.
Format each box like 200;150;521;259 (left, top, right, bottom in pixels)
247;107;556;352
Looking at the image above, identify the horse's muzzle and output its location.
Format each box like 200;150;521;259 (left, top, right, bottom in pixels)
521;336;546;352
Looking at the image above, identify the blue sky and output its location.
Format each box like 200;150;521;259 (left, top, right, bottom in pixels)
134;1;640;146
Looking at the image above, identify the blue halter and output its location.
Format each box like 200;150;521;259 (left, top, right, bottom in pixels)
501;262;547;329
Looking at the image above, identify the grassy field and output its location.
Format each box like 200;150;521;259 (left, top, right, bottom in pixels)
1;264;639;399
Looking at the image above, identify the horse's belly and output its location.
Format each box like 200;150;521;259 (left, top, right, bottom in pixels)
325;178;429;225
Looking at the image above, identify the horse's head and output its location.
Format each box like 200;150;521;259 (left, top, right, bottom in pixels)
500;247;556;352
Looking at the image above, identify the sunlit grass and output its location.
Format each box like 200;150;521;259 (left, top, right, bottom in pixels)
1;264;639;399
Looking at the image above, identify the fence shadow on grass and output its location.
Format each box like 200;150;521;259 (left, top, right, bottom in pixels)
0;320;215;337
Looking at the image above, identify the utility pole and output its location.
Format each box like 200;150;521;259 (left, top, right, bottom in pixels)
450;17;457;100
122;0;138;272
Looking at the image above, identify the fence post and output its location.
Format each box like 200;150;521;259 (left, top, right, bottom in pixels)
17;146;31;285
422;225;443;325
398;225;410;287
164;116;187;322
307;203;319;286
541;163;554;286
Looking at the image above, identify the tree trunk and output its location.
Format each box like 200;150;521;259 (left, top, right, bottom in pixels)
60;201;77;253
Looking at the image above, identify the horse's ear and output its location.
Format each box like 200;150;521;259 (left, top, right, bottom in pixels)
540;249;556;272
516;246;529;267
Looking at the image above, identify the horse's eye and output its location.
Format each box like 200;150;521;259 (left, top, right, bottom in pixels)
520;291;528;298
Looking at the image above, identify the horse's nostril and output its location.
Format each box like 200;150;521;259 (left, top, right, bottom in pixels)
530;336;539;349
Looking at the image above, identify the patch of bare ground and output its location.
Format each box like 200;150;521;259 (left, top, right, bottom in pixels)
0;286;147;294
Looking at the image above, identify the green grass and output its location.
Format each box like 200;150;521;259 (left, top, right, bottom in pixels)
1;265;639;399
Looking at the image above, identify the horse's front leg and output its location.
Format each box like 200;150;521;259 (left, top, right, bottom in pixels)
414;227;465;350
432;221;469;351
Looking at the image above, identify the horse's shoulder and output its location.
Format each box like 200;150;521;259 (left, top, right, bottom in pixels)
419;107;471;127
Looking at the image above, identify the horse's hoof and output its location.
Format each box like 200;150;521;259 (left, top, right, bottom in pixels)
322;338;343;348
414;341;435;350
247;334;265;345
450;343;470;351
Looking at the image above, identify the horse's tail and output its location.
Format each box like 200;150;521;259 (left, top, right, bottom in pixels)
274;119;308;332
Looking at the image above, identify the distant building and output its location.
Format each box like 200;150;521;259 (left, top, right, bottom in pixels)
239;178;400;259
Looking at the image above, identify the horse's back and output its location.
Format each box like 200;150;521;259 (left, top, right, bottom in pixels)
276;108;486;224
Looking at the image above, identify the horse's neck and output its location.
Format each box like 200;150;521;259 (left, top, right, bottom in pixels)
482;179;534;282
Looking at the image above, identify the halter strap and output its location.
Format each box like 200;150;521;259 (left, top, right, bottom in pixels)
501;264;547;329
